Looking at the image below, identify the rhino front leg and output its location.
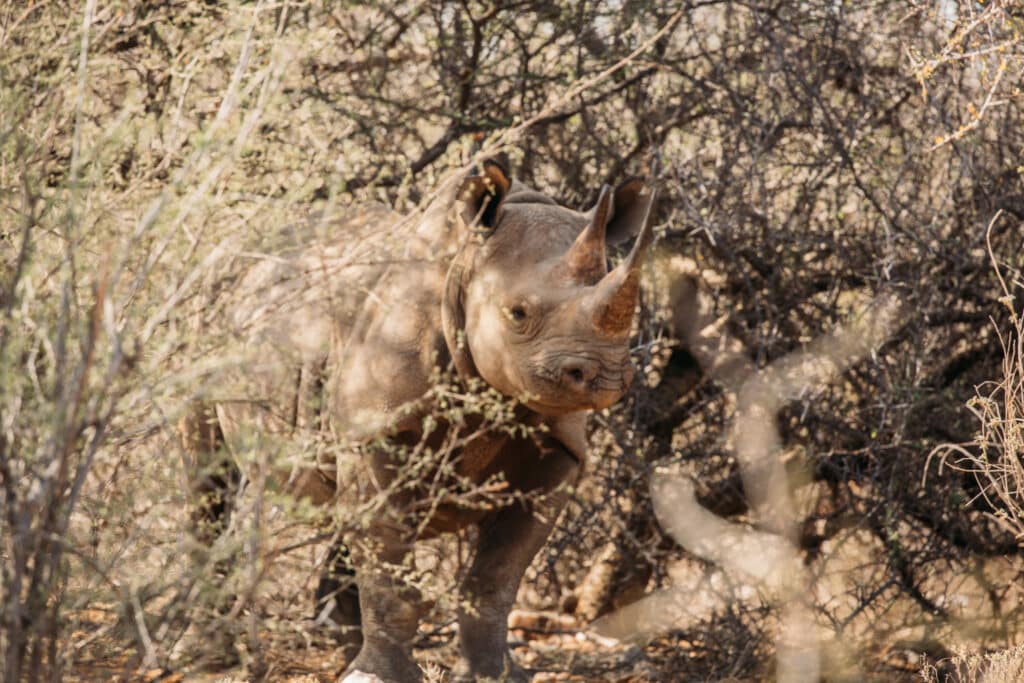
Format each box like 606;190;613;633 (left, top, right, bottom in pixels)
453;441;579;682
340;525;424;683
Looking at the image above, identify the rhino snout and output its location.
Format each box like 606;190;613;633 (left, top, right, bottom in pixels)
542;353;634;410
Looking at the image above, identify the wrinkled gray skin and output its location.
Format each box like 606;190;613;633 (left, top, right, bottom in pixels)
181;161;655;683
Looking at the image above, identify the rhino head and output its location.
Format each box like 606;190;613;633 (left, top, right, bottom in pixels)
442;161;656;416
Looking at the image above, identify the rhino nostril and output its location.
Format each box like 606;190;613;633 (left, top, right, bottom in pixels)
560;362;591;389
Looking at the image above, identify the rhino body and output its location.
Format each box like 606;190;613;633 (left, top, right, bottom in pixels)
182;162;655;682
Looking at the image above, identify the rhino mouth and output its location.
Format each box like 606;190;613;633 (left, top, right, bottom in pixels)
524;389;626;415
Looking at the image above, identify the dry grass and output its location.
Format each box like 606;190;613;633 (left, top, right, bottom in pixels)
921;643;1024;683
930;216;1024;544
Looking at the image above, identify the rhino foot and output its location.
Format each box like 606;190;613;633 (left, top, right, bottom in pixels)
339;670;385;683
339;645;422;683
450;655;530;683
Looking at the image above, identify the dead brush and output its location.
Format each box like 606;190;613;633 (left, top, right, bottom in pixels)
920;643;1024;683
929;212;1024;543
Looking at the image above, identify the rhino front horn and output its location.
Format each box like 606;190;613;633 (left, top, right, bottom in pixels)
591;187;657;337
564;185;613;285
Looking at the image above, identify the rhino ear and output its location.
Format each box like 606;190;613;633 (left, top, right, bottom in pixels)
458;159;511;231
606;178;655;246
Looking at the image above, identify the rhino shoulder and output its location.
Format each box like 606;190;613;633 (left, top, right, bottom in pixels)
327;258;449;439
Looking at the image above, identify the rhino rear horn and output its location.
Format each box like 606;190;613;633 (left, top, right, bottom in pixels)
591;187;657;337
458;159;511;231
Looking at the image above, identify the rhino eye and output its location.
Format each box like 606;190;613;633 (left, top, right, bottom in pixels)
509;305;527;322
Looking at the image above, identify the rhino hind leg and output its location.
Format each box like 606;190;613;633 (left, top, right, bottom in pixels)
177;403;243;667
314;539;362;658
452;439;580;683
180;403;240;545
